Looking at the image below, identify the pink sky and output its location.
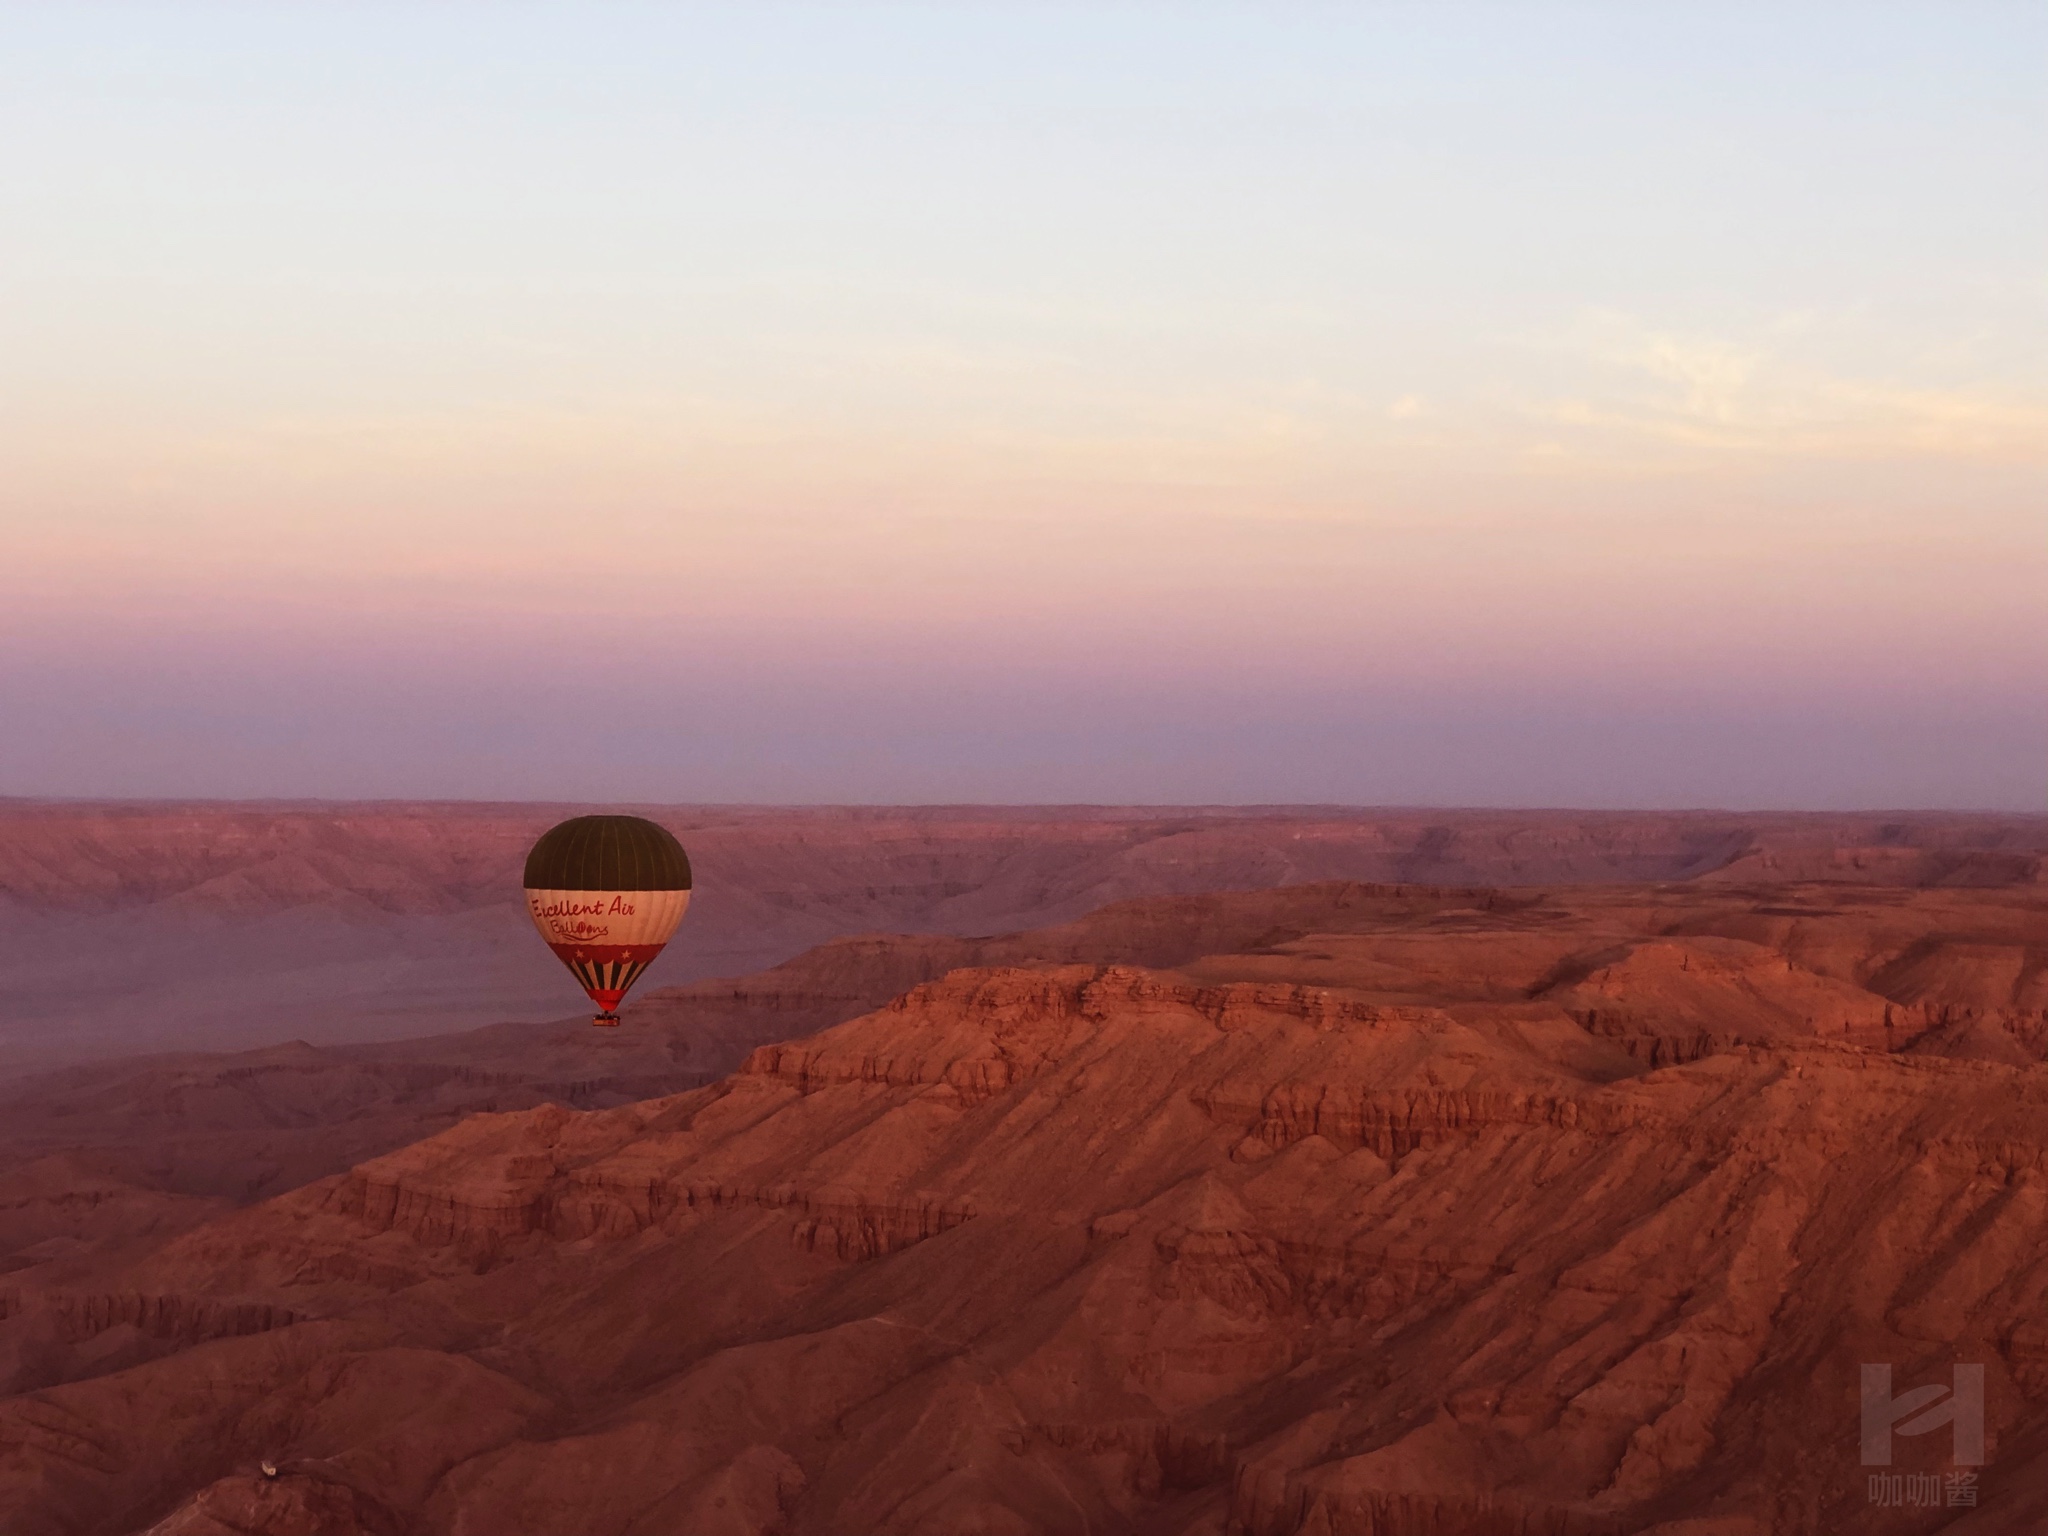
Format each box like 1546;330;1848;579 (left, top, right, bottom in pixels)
2;8;2043;806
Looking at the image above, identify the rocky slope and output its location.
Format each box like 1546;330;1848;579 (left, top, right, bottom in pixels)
10;877;2044;1221
5;802;2041;1070
2;877;2047;1532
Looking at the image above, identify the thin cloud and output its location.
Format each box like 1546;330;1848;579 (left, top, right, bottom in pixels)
1525;314;2048;469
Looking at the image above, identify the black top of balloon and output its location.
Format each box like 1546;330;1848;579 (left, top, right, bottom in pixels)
523;815;692;892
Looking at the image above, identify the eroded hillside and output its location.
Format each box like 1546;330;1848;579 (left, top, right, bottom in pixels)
4;802;2040;1069
3;878;2047;1533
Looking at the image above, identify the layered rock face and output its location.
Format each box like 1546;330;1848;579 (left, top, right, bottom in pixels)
3;879;2048;1533
4;801;2041;1069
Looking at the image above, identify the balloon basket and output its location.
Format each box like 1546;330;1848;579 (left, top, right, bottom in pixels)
591;1011;622;1028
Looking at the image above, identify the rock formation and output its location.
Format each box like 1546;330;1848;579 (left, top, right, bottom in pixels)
3;872;2047;1531
4;802;2041;1069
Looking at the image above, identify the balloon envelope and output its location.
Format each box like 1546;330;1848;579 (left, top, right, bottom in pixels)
523;815;692;1023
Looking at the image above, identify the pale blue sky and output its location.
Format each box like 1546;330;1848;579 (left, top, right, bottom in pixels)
2;5;2043;805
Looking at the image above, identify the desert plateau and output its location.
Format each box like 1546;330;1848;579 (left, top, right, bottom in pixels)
3;805;2047;1533
9;7;2041;1530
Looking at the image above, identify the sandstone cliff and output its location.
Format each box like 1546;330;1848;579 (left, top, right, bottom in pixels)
6;802;2041;1069
3;876;2047;1532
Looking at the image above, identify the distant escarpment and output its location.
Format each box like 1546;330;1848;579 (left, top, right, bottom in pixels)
5;799;2041;1067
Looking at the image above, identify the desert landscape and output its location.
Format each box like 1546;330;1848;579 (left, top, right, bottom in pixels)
8;5;2039;1531
8;800;2039;1070
3;805;2046;1534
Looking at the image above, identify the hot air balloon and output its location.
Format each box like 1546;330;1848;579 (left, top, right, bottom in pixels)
523;814;691;1026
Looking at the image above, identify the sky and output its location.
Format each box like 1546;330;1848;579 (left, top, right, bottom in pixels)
2;4;2043;808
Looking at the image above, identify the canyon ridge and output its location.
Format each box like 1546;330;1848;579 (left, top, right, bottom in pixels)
1;806;2045;1533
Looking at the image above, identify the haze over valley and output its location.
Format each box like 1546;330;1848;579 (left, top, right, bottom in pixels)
3;808;2048;1533
4;4;2045;1531
7;801;2045;1071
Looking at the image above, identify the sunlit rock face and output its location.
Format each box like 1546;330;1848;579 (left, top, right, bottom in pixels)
3;800;2040;1070
3;871;2048;1533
